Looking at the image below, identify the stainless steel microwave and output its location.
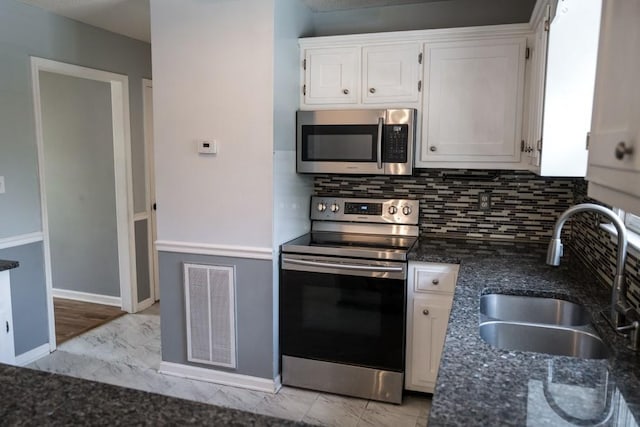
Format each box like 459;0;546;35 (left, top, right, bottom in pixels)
296;108;416;175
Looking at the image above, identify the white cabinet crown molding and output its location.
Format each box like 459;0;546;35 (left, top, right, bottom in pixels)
299;23;533;48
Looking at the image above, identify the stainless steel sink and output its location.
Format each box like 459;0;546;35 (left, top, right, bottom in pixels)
480;293;591;326
479;321;608;359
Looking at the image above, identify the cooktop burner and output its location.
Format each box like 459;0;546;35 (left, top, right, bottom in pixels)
281;197;419;261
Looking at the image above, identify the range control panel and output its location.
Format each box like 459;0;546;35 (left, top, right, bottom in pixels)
310;196;419;225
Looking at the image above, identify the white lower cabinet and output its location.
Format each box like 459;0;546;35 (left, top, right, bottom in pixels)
405;262;459;393
0;270;15;364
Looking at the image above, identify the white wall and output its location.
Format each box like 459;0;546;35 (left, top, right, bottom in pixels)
150;0;275;248
271;0;315;376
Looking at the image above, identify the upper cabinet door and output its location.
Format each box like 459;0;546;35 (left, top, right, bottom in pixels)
362;43;421;104
419;37;526;164
586;0;640;214
304;47;359;105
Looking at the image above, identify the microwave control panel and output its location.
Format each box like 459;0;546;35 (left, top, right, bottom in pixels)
382;124;409;163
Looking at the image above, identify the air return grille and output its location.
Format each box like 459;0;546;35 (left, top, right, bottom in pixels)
184;263;236;368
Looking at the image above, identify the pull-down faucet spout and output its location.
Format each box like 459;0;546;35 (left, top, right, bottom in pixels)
547;203;631;330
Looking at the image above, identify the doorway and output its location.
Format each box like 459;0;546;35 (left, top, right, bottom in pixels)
31;57;137;351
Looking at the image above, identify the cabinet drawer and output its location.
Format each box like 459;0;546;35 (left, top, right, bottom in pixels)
413;264;458;294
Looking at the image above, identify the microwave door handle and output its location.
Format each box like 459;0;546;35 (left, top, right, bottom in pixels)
377;117;384;169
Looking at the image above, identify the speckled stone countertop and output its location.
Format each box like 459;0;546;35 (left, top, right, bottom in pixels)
0;363;306;426
410;238;640;426
0;259;19;272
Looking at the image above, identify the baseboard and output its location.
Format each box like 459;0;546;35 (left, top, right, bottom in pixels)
15;343;50;366
136;297;155;312
52;288;122;307
159;361;279;393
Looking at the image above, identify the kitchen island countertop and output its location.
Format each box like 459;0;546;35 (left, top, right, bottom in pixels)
409;237;640;426
0;362;307;426
0;259;19;272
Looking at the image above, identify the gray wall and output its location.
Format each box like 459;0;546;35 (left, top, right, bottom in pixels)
40;71;120;297
0;243;47;355
0;0;151;242
0;0;151;355
159;252;274;379
310;0;536;36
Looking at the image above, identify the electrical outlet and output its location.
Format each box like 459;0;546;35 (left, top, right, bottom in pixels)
0;176;5;194
478;192;491;211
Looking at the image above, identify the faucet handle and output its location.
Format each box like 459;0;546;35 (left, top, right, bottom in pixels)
617;321;640;351
546;238;563;266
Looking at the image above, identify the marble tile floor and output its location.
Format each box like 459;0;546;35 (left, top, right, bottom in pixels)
28;304;431;426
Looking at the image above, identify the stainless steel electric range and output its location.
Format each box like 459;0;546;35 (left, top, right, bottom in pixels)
279;196;419;404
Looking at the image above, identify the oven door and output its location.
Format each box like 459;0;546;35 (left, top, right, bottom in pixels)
280;253;406;372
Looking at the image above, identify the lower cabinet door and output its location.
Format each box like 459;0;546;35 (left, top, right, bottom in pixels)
406;295;452;393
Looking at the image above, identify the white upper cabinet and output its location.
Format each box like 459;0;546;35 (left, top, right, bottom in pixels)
587;0;640;214
301;43;421;108
417;37;526;166
362;43;421;104
525;0;602;177
303;47;359;105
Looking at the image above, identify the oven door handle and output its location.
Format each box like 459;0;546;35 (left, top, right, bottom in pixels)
376;117;384;169
284;257;404;273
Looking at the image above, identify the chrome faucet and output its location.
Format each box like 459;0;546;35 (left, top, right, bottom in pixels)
547;203;638;349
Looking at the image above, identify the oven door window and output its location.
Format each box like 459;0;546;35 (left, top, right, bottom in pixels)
301;125;378;162
280;269;405;372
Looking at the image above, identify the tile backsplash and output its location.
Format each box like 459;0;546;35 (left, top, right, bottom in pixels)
571;181;640;310
314;169;640;309
314;169;576;241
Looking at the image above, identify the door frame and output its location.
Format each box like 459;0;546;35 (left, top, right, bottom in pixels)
142;78;159;305
30;57;137;351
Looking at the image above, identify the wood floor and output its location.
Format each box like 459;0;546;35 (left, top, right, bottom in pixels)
54;298;126;345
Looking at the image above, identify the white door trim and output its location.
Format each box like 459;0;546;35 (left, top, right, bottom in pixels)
30;57;137;352
142;78;159;302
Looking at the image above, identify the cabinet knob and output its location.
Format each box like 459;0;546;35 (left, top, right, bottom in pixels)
615;141;633;160
369;87;376;94
343;89;350;95
432;279;439;285
423;309;430;316
430;146;437;152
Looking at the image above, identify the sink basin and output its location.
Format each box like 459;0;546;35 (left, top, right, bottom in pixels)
480;294;591;326
479;321;608;359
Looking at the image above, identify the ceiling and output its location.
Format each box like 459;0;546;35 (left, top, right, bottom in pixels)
302;0;455;12
20;0;151;43
20;0;533;44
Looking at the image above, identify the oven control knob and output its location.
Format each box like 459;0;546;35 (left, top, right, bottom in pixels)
330;203;340;213
317;202;327;212
388;206;398;215
402;206;412;216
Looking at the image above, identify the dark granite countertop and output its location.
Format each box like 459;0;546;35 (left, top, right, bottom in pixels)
411;237;640;426
0;363;306;426
0;259;19;272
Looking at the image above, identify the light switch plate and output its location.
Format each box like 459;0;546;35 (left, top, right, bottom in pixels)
0;176;5;194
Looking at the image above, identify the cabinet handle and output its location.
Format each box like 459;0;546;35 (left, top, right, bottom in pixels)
369;87;376;94
432;279;439;285
423;309;430;316
615;141;633;160
430;146;437;152
342;89;350;95
5;321;8;333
